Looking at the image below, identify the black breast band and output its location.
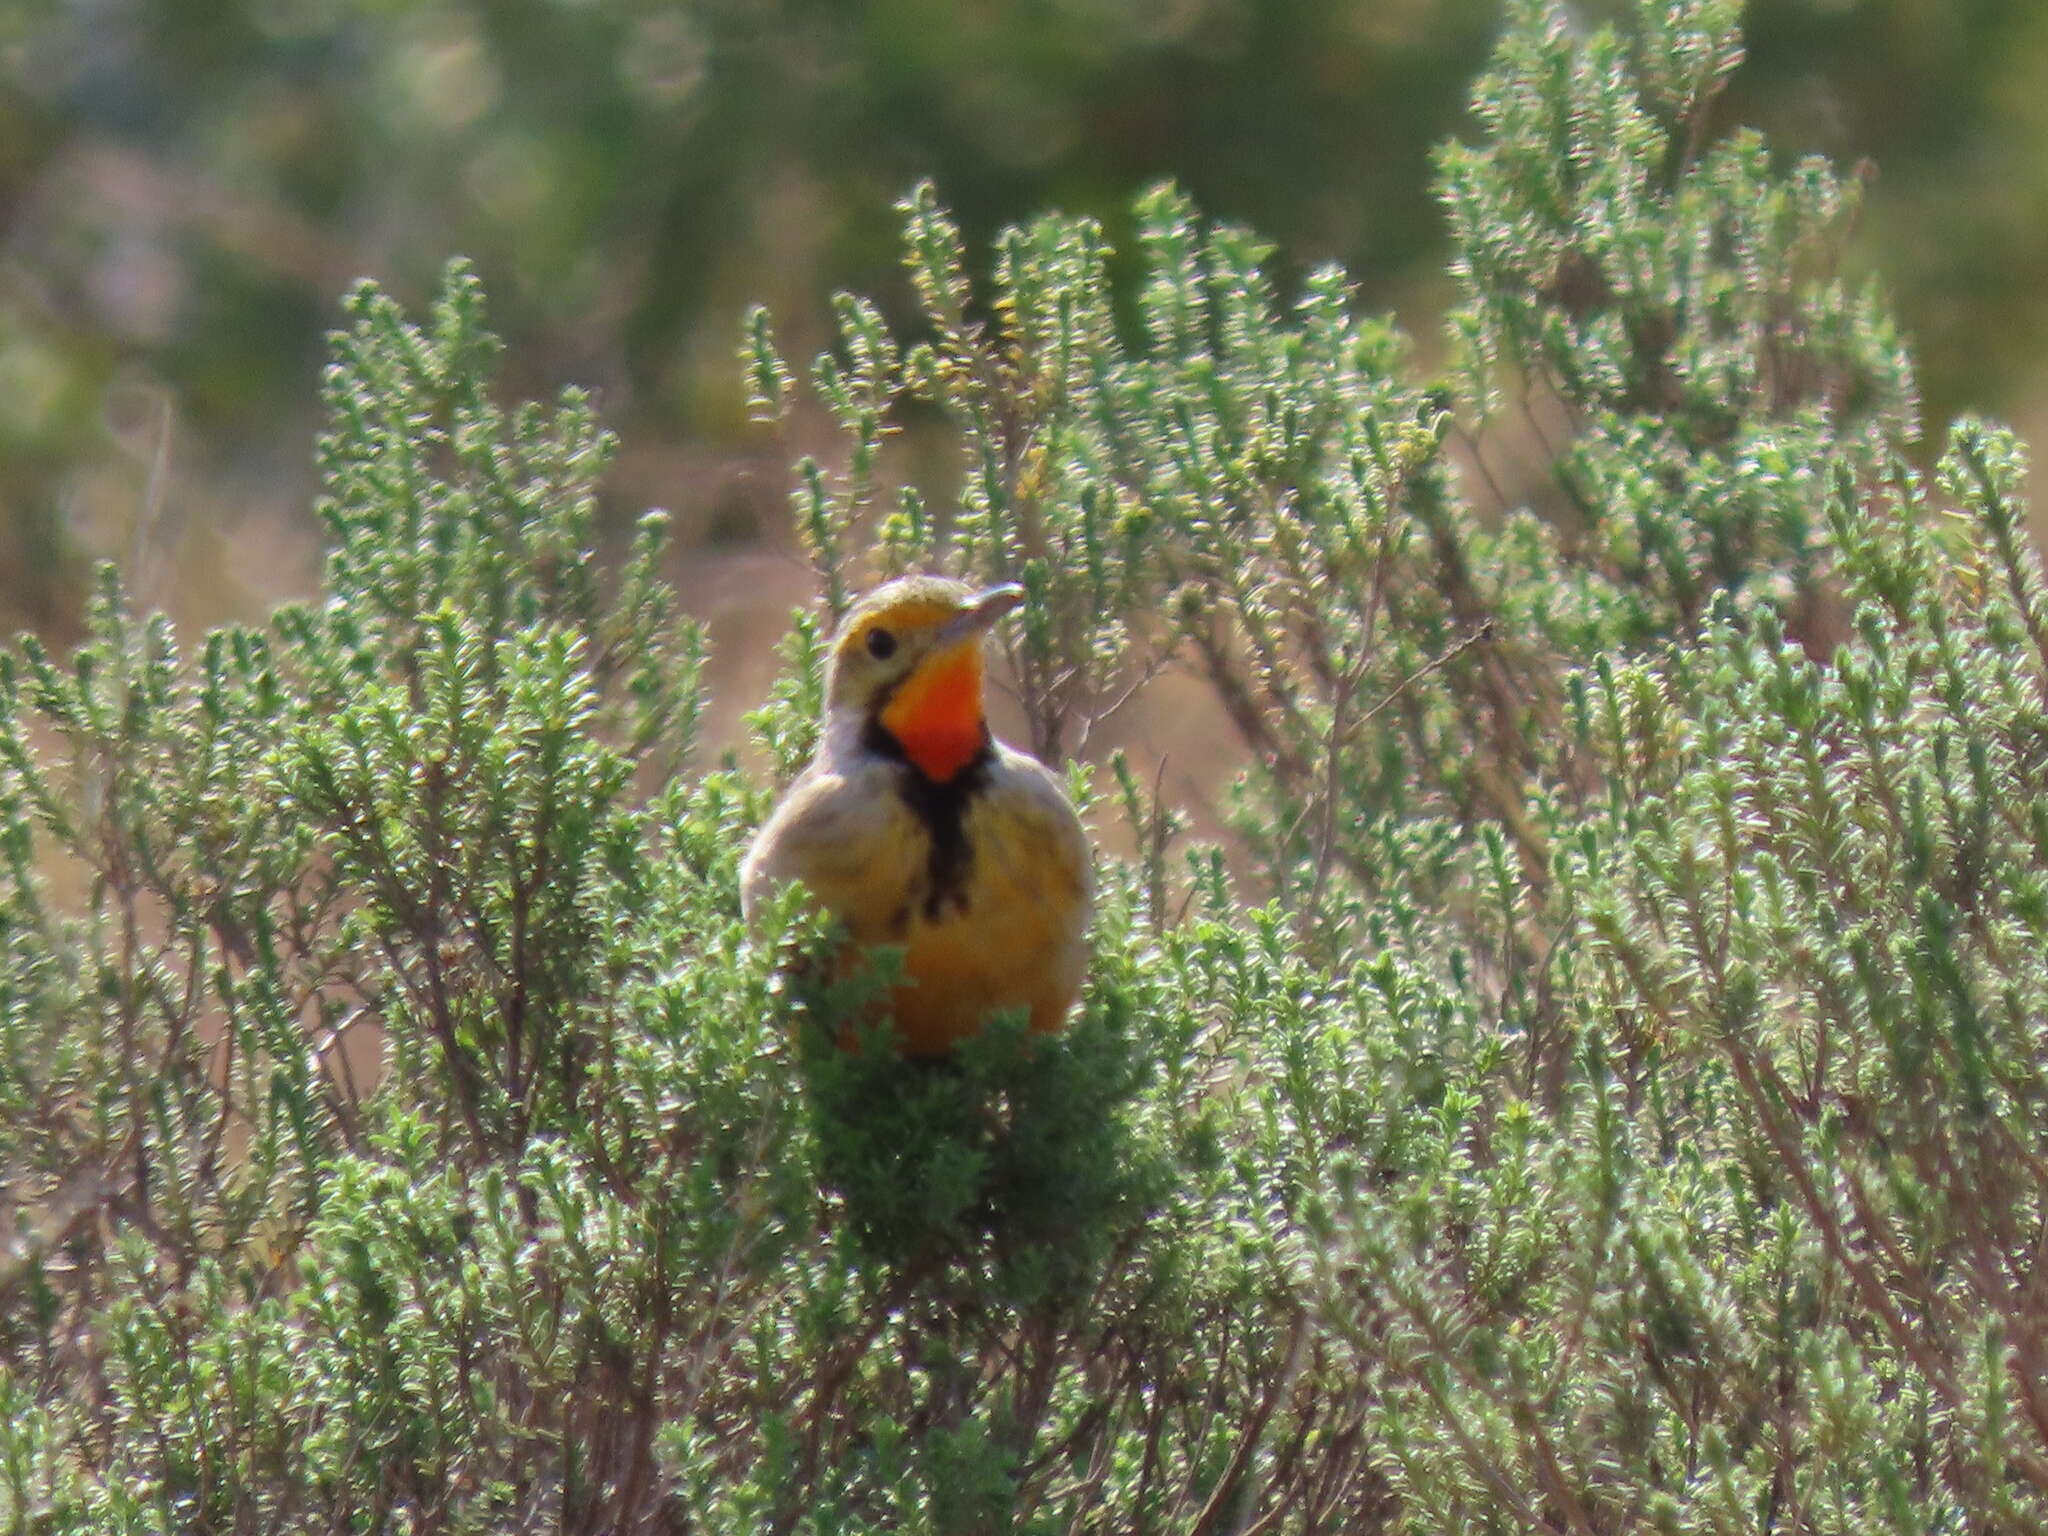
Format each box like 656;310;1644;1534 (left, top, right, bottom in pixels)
861;717;994;922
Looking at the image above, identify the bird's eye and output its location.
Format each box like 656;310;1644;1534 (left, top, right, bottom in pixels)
866;627;897;660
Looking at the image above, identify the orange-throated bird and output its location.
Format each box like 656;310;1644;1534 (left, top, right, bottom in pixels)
742;576;1091;1056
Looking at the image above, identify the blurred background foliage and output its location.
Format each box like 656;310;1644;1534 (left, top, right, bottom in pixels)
3;0;2047;642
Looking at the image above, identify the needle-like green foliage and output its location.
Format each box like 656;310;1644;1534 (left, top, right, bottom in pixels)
6;2;2048;1530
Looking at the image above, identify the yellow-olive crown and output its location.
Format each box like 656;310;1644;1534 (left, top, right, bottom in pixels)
824;575;1015;713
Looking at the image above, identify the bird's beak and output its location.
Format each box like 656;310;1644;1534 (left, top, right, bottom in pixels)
933;584;1024;651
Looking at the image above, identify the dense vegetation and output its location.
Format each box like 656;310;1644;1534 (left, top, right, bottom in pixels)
7;1;2048;1529
7;0;2048;636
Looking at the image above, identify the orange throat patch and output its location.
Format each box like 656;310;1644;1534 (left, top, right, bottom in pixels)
878;642;987;782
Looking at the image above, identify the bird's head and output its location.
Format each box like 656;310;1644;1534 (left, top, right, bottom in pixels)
825;575;1023;783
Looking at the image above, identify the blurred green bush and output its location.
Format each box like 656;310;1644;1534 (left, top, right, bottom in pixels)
6;0;2048;635
7;0;2048;1528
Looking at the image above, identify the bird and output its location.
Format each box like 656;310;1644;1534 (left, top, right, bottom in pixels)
742;575;1092;1057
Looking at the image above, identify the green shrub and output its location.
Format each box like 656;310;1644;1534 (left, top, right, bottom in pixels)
6;0;2048;1530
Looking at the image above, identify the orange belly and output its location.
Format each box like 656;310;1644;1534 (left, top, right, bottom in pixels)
836;909;1079;1056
